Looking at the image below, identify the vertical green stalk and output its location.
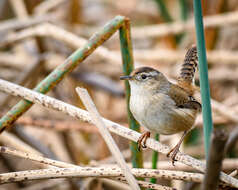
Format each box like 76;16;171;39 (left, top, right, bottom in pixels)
193;0;213;158
179;0;188;21
154;0;173;22
0;16;125;133
154;0;188;43
149;134;159;186
119;18;143;169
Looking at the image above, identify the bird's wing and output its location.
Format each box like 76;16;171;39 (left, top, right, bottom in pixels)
168;84;201;112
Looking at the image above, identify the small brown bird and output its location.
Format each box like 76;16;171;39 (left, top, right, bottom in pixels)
120;46;201;164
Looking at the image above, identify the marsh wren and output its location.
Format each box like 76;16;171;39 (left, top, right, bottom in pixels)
120;46;201;164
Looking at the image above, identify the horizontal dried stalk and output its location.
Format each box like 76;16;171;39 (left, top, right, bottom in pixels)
96;158;238;172
34;0;66;14
4;144;238;173
22;179;68;190
0;168;177;190
5;113;229;134
0;146;77;168
0;13;59;32
114;178;176;190
193;94;238;124
0;53;27;69
12;116;100;133
0;23;121;65
0;166;204;184
0;132;41;155
0;79;237;188
132;11;238;38
210;99;238;123
132;49;238;65
0;146;182;189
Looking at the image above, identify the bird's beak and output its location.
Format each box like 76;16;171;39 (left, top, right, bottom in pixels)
120;75;132;80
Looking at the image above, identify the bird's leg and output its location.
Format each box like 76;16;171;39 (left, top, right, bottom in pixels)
137;131;150;151
167;131;188;165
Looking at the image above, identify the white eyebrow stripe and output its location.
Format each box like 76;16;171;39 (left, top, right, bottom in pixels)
149;71;159;76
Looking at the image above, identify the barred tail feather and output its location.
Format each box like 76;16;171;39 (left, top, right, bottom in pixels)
178;45;198;95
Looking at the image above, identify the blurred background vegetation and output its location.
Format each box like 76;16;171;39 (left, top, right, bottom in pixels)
0;0;238;189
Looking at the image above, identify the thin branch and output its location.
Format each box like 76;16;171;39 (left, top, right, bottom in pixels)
132;11;238;38
76;87;140;190
194;94;238;124
0;53;27;69
0;146;77;169
0;146;203;184
0;14;59;33
202;129;228;190
132;49;238;65
114;177;176;190
210;99;238;123
0;79;237;188
225;127;238;153
34;0;66;15
0;57;42;107
3;145;238;173
0;132;42;156
94;159;238;172
0;23;121;65
12;116;100;133
0;166;204;184
22;179;68;190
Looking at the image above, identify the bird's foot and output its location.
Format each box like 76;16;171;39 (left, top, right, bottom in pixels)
137;131;150;151
166;145;180;166
167;131;188;166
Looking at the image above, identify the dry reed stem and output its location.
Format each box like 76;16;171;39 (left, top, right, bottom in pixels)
9;0;28;19
202;129;228;190
0;146;77;169
95;158;238;172
22;179;68;190
2;23;238;67
34;0;66;15
0;132;41;156
229;170;238;177
0;53;26;69
0;23;121;65
0;79;237;188
132;11;238;38
5;113;228;133
210;99;238;123
76;87;140;190
194;93;238;124
0;146;201;189
132;49;238;65
0;14;58;32
9;0;39;54
0;165;204;184
5;113;229;134
12;116;100;133
0;58;42;107
5;140;238;173
0;167;178;189
114;177;176;190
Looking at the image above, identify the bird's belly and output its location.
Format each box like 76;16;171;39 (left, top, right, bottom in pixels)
130;94;196;135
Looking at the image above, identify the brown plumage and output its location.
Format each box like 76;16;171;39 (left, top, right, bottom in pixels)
132;67;160;76
177;45;198;96
120;45;201;165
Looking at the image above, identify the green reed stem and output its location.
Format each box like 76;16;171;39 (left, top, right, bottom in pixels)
119;18;143;169
0;16;125;133
193;0;213;159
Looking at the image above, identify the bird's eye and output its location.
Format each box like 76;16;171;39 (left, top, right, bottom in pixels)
141;74;147;80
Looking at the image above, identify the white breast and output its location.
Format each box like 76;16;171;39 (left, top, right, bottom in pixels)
129;82;196;135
